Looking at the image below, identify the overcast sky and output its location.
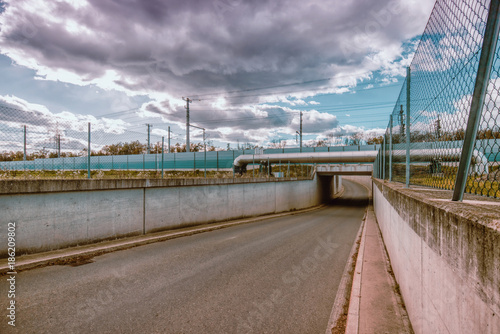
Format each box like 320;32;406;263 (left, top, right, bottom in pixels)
0;0;436;150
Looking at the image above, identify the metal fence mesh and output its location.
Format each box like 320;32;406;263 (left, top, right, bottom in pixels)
0;99;380;174
378;0;500;199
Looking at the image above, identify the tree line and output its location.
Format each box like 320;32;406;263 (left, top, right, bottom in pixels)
0;141;216;162
1;128;498;162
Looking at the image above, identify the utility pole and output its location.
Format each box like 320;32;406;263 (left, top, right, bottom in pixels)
168;126;171;153
182;97;197;152
299;111;303;153
435;116;441;139
161;136;164;178
23;125;27;161
145;123;153;154
56;134;61;158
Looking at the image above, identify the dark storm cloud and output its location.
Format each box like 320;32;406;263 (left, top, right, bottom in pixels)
0;0;431;97
0;0;433;143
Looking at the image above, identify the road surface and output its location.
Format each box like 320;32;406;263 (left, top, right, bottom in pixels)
1;179;369;334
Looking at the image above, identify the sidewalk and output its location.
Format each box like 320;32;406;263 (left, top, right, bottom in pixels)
346;206;413;334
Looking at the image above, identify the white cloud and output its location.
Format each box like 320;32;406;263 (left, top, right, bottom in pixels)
0;0;434;102
0;0;437;148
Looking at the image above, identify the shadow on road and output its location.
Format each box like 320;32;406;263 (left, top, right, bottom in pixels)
327;197;370;207
326;178;372;207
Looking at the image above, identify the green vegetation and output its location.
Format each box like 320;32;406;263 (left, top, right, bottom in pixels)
0;169;235;180
0;164;313;180
389;164;500;198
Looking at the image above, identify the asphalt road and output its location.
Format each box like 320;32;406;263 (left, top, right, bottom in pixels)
0;179;369;334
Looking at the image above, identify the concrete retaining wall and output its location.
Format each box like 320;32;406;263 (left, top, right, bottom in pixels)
372;179;500;334
332;175;342;196
0;176;323;256
342;175;371;198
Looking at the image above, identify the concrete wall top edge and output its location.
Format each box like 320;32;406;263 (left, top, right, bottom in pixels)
372;178;500;230
0;176;314;195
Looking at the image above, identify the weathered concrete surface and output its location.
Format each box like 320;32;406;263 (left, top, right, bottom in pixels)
0;176;324;256
1;189;144;256
373;179;500;334
0;177;289;195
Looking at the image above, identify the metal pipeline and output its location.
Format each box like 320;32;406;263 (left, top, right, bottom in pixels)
390;148;489;174
233;151;378;173
233;148;489;174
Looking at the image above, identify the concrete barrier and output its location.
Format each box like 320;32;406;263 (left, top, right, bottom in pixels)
0;176;324;256
372;179;500;334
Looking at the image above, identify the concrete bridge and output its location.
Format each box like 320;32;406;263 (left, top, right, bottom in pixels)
316;164;373;176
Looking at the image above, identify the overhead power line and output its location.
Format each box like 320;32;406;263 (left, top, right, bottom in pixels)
195;82;400;102
189;70;378;98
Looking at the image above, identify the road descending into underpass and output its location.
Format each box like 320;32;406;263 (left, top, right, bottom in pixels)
0;179;369;334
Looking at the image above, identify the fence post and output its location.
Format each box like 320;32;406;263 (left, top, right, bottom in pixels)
453;0;500;201
87;122;91;179
161;136;165;179
23;125;27;162
405;67;411;188
389;115;393;181
382;136;386;180
253;154;255;178
379;148;382;178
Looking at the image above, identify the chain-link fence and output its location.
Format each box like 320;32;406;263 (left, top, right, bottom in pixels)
0;101;380;177
374;0;500;199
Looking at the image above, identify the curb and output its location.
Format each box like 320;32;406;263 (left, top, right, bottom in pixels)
345;209;369;334
0;204;325;275
325;208;366;334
